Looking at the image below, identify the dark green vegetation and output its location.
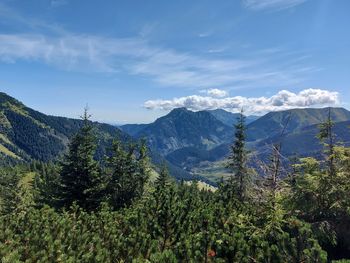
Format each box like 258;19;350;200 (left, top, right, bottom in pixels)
1;106;350;262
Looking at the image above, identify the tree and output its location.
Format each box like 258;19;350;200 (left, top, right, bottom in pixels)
318;107;336;178
0;167;20;215
105;139;150;209
58;108;104;211
34;162;61;208
227;109;250;201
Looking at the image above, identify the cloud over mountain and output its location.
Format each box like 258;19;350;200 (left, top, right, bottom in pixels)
144;88;339;114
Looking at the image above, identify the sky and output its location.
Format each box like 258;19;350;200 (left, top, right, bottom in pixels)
0;0;349;124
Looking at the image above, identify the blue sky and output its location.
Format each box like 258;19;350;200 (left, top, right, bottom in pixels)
0;0;349;123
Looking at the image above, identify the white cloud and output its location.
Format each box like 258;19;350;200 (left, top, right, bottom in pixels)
144;89;339;114
205;88;229;98
243;0;308;11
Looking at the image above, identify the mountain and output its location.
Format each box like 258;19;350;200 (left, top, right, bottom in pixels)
246;107;350;142
119;123;148;136
0;92;129;163
135;107;232;155
120;109;259;137
256;119;350;158
206;109;259;126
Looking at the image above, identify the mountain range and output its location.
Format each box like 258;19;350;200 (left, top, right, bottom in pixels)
2;91;350;184
121;106;350;181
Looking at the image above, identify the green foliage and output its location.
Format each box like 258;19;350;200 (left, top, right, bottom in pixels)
58;110;104;211
227;110;252;202
104;139;151;209
285;114;350;260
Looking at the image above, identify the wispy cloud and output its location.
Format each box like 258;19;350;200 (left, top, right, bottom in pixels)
0;32;315;89
198;32;212;38
0;2;316;90
243;0;308;11
144;89;340;114
51;0;68;8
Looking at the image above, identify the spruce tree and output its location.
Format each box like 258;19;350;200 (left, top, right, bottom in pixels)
152;164;178;252
227;109;249;201
318;107;336;178
135;139;151;197
58;108;103;211
105;139;150;209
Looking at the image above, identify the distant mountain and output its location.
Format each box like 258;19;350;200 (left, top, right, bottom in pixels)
128;106;350;182
257;119;350;158
121;109;259;137
135;107;232;155
206;109;259;126
119;123;148;136
246;107;350;142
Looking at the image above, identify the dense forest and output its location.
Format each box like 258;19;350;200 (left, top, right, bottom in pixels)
0;109;349;262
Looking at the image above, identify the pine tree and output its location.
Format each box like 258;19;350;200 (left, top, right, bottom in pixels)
318;107;336;178
227;109;250;202
58;108;104;211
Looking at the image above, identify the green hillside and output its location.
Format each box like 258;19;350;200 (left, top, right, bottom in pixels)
0;92;127;164
247;107;350;141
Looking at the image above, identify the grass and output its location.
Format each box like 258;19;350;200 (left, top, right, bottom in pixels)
0;143;19;159
192;160;231;182
0;134;13;146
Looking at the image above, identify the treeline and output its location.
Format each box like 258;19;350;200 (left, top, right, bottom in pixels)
0;109;349;262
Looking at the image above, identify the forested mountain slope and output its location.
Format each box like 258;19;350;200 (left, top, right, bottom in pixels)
246;107;350;141
0;92;127;164
135;107;233;155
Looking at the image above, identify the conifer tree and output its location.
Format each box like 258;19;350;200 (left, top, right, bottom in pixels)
318;107;336;178
227;109;249;201
105;139;150;209
34;163;61;208
152;164;178;252
58;108;103;210
135;139;151;196
0;167;20;215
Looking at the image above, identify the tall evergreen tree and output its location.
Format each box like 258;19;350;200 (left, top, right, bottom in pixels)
227;109;250;201
58;108;103;210
318;107;336;178
152;164;178;252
